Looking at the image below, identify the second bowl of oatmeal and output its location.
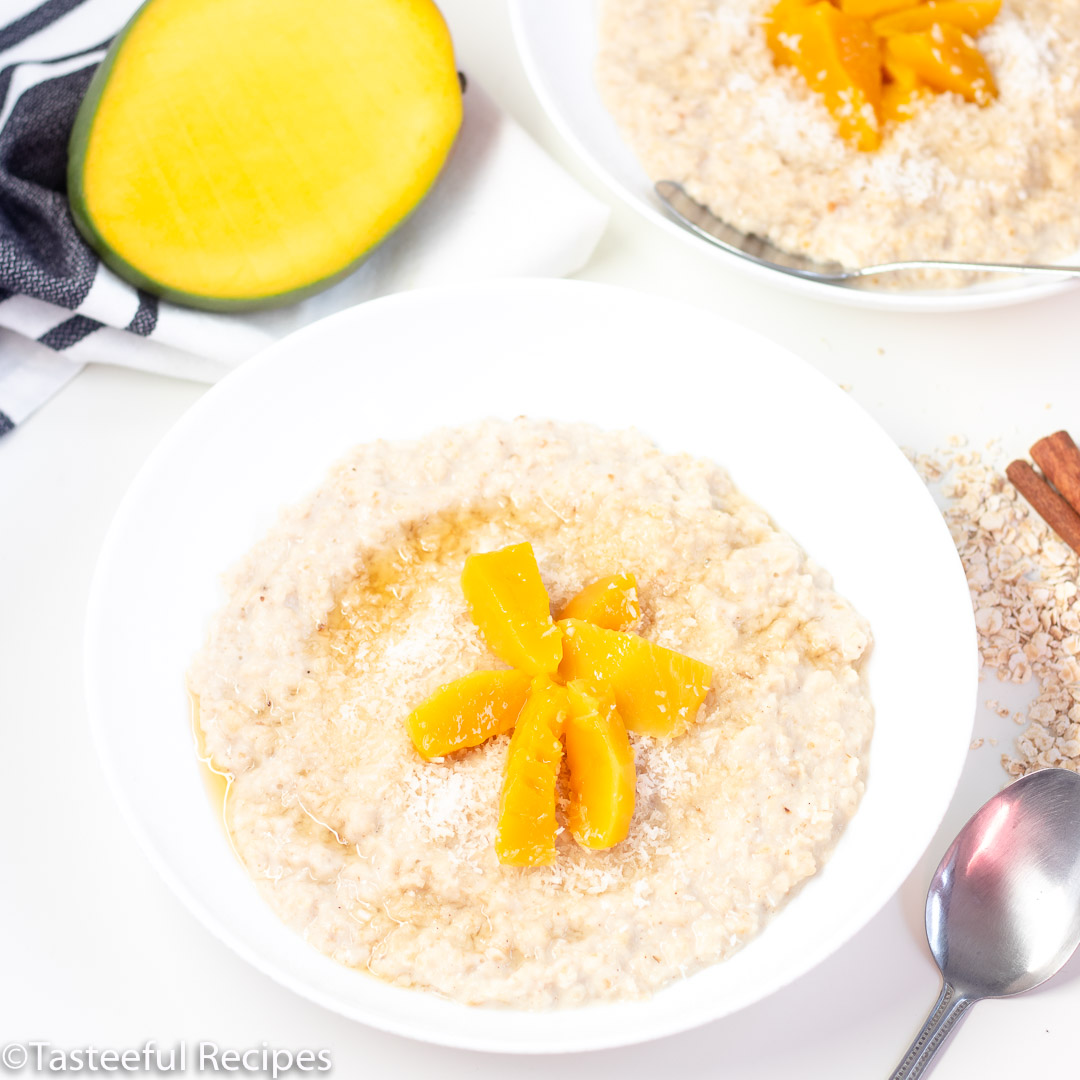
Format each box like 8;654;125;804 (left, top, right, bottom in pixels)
85;279;977;1050
509;0;1080;311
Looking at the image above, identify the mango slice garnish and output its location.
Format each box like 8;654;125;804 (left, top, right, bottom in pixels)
403;543;714;866
872;0;1000;35
884;24;997;105
765;0;814;63
495;676;568;866
883;54;930;92
881;55;931;120
406;669;532;759
881;81;928;122
784;2;884;151
461;542;563;675
558;619;713;738
557;572;641;631
557;617;631;688
564;682;636;850
767;0;999;148
838;0;920;19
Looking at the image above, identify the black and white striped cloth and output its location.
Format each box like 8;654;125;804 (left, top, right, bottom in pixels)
0;0;609;438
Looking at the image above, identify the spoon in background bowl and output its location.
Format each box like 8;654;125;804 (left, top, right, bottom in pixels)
889;767;1080;1079
655;181;1080;288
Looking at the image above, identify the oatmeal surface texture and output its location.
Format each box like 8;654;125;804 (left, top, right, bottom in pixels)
597;0;1080;277
188;419;874;1007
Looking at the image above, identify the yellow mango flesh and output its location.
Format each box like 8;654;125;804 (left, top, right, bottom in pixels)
777;3;883;151
406;670;531;759
884;55;927;89
882;81;927;121
557;573;641;632
557;619;631;686
74;0;462;306
495;677;568;867
885;25;997;104
462;543;563;675
557;620;713;737
881;56;931;121
765;0;814;63
839;0;921;19
564;683;636;850
873;0;1000;35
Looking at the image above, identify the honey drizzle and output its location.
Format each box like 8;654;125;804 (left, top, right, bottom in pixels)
189;690;234;838
322;499;552;656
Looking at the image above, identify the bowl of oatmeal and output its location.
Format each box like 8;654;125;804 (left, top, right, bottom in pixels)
85;279;977;1050
509;0;1080;311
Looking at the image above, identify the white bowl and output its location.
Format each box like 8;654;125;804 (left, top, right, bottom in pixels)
85;279;977;1051
508;0;1078;314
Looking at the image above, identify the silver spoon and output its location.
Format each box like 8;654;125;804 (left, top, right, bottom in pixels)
889;767;1080;1079
655;181;1080;288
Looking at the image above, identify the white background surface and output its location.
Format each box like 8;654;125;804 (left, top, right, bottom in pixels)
1;1;1078;1077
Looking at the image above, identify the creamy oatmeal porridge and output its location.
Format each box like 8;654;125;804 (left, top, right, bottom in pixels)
188;419;873;1007
597;0;1080;278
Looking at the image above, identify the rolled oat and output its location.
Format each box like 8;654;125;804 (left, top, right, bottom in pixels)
911;446;1080;777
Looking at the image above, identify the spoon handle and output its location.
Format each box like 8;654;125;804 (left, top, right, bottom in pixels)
889;980;976;1080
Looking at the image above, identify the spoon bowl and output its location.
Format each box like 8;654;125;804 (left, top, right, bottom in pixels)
892;768;1080;1079
929;767;1080;998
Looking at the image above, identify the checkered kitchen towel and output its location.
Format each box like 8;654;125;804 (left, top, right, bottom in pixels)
0;0;609;438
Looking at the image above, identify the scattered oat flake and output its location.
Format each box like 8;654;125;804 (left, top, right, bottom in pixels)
918;442;1080;777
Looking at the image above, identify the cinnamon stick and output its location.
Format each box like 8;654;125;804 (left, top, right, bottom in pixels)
1006;460;1080;555
1030;431;1080;512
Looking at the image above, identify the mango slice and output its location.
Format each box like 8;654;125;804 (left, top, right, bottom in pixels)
558;620;713;737
776;3;884;151
885;25;997;104
406;670;531;759
770;0;999;146
881;56;931;121
564;682;636;850
884;55;928;89
461;543;563;675
557;573;641;632
610;633;714;738
406;548;714;863
557;618;631;686
68;0;462;309
873;0;1000;35
882;82;927;122
765;0;815;63
838;0;921;19
495;677;569;866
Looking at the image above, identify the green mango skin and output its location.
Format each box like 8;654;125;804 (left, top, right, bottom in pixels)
66;0;460;313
